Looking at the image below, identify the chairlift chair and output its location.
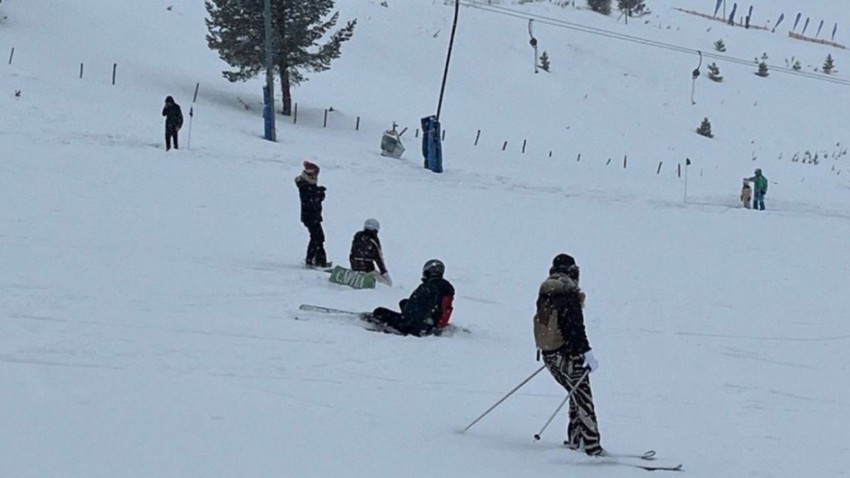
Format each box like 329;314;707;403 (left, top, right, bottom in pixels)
380;122;407;159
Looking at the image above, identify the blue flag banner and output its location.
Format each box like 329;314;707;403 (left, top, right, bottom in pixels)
773;13;785;32
816;19;824;38
728;3;737;25
832;23;838;41
714;0;723;17
792;12;801;31
420;116;443;173
802;17;810;35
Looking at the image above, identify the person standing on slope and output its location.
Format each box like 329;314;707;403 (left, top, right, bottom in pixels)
295;161;330;268
162;96;183;151
349;218;392;285
534;253;603;456
744;168;768;211
368;259;454;336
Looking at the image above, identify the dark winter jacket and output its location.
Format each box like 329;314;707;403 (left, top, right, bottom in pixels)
349;230;387;274
533;273;590;356
399;277;455;336
295;174;325;224
162;103;184;130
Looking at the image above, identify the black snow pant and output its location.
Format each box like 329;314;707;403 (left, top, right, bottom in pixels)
368;307;433;336
542;350;602;456
165;124;179;151
304;221;327;267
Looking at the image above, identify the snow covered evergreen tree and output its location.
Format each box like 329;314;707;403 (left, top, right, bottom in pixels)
714;39;726;52
822;54;836;74
696;117;713;138
617;0;646;17
539;51;550;72
707;62;723;82
205;0;356;116
755;53;769;77
587;0;612;15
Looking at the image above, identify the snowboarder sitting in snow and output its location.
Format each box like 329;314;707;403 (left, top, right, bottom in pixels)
534;253;603;456
162;96;183;151
740;179;752;209
368;259;454;336
295;161;330;268
743;168;768;211
349;218;392;285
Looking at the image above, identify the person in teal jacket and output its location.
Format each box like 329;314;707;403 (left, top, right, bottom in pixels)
744;168;768;210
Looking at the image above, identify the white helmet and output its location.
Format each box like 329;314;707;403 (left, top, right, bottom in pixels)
364;218;380;232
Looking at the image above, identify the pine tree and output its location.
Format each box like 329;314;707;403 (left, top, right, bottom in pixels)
205;0;357;116
823;54;836;74
539;51;551;72
707;62;723;82
587;0;612;15
617;0;646;16
714;39;726;52
696;118;713;138
755;53;769;77
792;60;802;71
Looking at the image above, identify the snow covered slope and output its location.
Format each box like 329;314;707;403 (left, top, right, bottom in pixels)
2;0;849;476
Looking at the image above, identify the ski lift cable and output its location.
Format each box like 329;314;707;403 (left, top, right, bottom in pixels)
459;1;850;88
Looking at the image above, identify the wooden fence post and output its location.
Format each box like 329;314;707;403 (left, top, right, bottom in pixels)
522;139;527;154
80;63;84;79
355;116;360;131
8;47;14;65
323;109;328;128
656;161;663;174
474;129;481;146
112;63;117;85
502;141;508;151
623;155;628;168
293;103;298;124
577;153;582;162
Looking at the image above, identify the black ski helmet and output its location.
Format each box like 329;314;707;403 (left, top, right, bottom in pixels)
422;259;445;279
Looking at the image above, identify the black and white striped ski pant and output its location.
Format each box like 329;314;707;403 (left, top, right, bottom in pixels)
542;351;602;455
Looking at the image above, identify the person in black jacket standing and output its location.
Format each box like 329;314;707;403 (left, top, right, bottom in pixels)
533;253;603;456
349;218;391;285
162;96;183;151
295;161;329;267
368;259;454;336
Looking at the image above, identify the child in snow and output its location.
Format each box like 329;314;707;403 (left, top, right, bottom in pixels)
740;180;752;209
295;161;330;268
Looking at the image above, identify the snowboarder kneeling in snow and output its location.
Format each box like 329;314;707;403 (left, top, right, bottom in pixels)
349;218;392;285
534;253;603;456
368;259;454;336
740;179;752;209
162;96;183;151
295;161;330;268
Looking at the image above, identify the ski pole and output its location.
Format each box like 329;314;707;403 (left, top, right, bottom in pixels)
187;82;199;150
461;365;546;433
533;368;590;441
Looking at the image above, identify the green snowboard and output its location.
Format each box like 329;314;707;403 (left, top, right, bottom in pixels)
328;266;377;289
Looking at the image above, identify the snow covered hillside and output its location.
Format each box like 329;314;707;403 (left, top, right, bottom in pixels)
2;0;849;476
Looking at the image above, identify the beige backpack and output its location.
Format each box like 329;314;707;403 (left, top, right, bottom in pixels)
533;277;570;352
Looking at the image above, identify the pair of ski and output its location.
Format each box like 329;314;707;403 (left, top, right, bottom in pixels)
570;448;683;472
297;304;400;334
